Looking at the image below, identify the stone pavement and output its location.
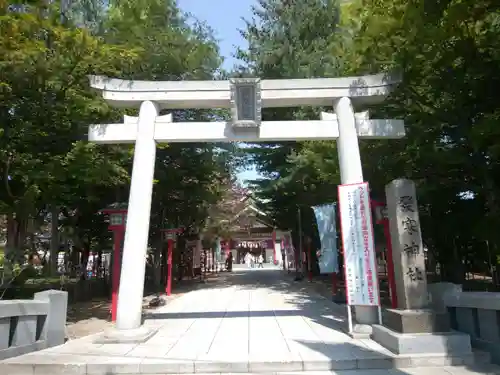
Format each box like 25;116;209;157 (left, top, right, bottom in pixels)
1;265;498;374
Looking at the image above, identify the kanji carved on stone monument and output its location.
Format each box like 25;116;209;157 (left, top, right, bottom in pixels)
403;241;420;257
373;179;470;358
398;195;415;213
385;179;428;310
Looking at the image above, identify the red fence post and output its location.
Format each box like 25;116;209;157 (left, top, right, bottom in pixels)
111;229;124;322
383;219;398;308
166;238;174;296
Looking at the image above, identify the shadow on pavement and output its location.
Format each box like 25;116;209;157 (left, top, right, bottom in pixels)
140;267;500;375
145;268;348;334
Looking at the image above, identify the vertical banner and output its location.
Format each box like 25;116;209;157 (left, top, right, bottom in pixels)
312;203;339;274
338;182;379;306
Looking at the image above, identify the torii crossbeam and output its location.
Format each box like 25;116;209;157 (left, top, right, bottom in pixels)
89;113;404;143
87;73;405;341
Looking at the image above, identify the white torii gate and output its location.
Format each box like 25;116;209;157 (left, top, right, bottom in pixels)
88;73;405;341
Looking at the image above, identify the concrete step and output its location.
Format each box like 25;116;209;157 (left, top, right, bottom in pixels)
0;350;494;374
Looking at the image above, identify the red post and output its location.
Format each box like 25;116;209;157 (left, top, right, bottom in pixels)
371;199;397;308
383;219;398;308
166;238;174;296
111;229;124;322
281;238;286;270
272;230;277;264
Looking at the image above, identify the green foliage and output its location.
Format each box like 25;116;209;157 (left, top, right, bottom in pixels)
239;0;500;281
10;264;37;286
337;0;500;281
236;0;345;246
0;0;231;277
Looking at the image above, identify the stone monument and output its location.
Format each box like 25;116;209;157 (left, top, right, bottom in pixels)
372;179;472;357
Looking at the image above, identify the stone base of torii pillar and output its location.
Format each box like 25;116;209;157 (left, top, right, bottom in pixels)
94;326;157;344
371;179;472;358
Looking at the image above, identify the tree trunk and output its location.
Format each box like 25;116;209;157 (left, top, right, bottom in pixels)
153;235;163;291
80;241;90;280
4;213;18;278
69;246;79;277
426;246;438;282
49;205;60;275
451;238;466;284
96;249;103;278
5;212;28;279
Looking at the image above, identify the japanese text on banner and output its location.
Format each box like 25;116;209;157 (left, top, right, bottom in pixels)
338;183;379;306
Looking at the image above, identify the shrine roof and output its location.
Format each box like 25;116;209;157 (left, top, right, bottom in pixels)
99;202;128;213
226;196;276;233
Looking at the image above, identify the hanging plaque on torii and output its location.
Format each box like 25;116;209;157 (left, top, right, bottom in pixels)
230;78;262;129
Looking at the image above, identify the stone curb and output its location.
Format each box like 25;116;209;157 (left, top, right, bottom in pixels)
0;352;485;375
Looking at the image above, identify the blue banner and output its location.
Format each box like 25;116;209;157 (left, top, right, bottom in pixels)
313;204;338;273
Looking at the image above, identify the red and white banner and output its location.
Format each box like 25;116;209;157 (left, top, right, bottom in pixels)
338;182;379;306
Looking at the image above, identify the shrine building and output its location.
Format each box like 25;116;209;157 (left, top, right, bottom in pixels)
220;192;292;266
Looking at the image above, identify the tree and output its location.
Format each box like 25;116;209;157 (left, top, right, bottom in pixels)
236;0;344;255
239;0;500;283
0;2;135;274
101;0;233;235
0;0;231;284
335;0;500;281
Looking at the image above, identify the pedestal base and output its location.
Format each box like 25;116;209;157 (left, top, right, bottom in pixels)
348;324;373;339
372;324;472;355
384;308;450;333
93;326;158;344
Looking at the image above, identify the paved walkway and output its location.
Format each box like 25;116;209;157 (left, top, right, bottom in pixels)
1;266;498;374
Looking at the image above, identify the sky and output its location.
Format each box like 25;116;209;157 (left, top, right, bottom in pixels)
177;0;260;184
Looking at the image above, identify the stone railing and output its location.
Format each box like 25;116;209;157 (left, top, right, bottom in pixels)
441;288;500;365
0;290;68;360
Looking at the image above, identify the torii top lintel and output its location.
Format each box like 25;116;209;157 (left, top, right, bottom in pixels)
88;72;401;110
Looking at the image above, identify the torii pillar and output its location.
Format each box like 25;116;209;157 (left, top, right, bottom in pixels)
322;100;380;326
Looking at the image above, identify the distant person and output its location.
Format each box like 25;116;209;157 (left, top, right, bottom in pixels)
250;254;255;268
245;252;251;268
258;254;264;268
225;252;233;272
